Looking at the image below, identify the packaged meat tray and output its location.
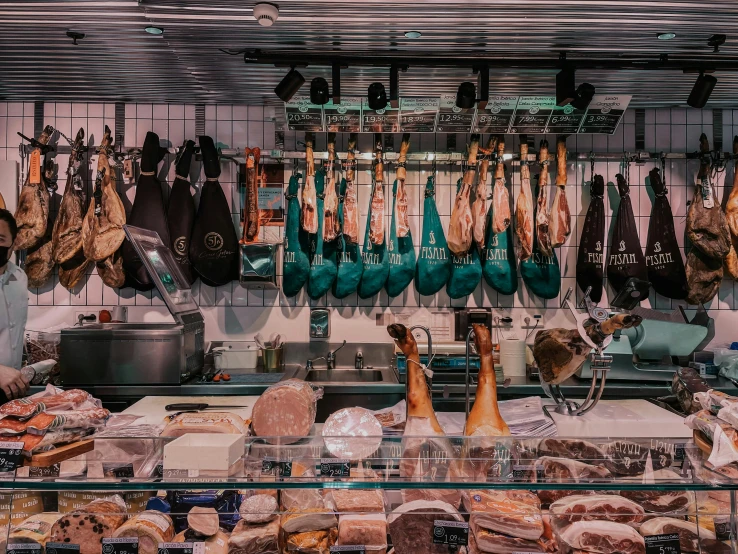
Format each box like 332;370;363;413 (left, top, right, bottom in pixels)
532;457;611;506
472;523;547;554
284;528;338;553
8;512;62;546
601;440;672;475
556;520;646;554
174;529;229;554
227;518;280;554
251;379;323;444
387;499;464;554
548;494;644;527
337;513;387;548
462;489;543;541
328;489;385;513
160;412;248;437
281;508;337;534
620;468;696;514
537;438;606;462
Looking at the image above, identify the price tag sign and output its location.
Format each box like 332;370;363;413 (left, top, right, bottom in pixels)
436;94;475;132
644;533;681;554
261;458;293;477
578;94;631;134
8;543;42;554
46;543;80;554
162;468;200;479
714;516;734;541
158;542;205;554
29;150;42;185
547;104;587;134
285;96;324;131
257;188;283;211
0;441;24;473
511;96;555;133
432;520;469;546
324;97;362;133
362;99;399;133
103;463;134;479
320;458;350;477
29;464;60;478
103;538;139;554
330;547;366;553
400;97;439;132
511;465;532;480
474;96;518;133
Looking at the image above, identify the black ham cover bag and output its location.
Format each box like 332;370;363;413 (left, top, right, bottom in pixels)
167;140;197;285
190;135;239;287
122;131;170;291
607;173;647;293
646;167;688;299
576;174;606;302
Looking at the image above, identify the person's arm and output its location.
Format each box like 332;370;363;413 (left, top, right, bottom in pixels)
0;365;29;399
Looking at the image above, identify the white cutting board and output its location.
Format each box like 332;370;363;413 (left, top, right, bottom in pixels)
544;399;691;438
123;395;258;425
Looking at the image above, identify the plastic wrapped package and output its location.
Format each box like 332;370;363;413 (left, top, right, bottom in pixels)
549;495;644;529
251;379;323;444
322;406;383;460
387;499;464;554
284;528;338;553
58;491;152;513
328;489;385;513
165;490;242;532
227;519;280;554
160;412;248;437
620;469;695;514
281;508;337;534
174;529;229;554
673;368;711;414
639;517;717;553
601;440;672;476
688;496;733;532
0;386;96;419
112;511;175;554
239;494;278;523
338;513;387;549
537;439;606;462
685;410;738;467
472;523;547;554
556;520;645;554
7;512;61;546
462;490;543;541
532;457;611;506
0;492;44;526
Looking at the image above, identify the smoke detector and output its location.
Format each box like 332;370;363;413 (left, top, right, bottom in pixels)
253;2;279;27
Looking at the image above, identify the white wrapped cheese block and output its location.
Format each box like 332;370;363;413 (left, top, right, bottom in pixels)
251;379;323;444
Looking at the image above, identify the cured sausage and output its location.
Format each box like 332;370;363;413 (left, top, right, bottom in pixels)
301;133;318;234
323;134;340;242
395;133;411;237
369;138;386;245
342;134;360;244
242;146;261;243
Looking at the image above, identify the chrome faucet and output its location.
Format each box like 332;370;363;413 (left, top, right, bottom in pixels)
306;340;347;370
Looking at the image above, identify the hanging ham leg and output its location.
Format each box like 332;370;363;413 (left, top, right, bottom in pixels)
516;138;534;260
490;137;510;234
52;128;86;264
727;136;738;237
536;140;554;257
15;125;54;250
301;133;318;234
395;133;411;238
448;134;480;255
242;146;261;243
342;134;360;244
25;161;58;288
369;137;385;245
465;324;509;437
472;136;496;250
549;136;571;247
323;133;339;241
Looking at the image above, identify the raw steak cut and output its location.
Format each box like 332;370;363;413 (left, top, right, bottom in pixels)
302;133;319;234
251;379;321;444
537;438;606;462
448;135;479;255
549;136;571;247
490;137;510;235
15;125;54;250
472;136;495;250
620;469;695;513
387;500;464;554
516;139;534;260
535;141;553;257
52;127;86;264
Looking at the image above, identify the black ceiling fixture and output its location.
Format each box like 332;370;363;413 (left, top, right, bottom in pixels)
474;62;489;108
455;82;476;109
310;77;330;105
708;34;727;53
571;83;596;109
332;62;341;104
367;82;387;110
556;67;595;109
274;67;305;102
66;31;85;45
390;64;401;108
687;71;717;108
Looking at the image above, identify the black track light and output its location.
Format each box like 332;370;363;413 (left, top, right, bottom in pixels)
367;82;387;110
456;82;476;110
556;68;577;106
310;77;330;105
571;82;596;110
274;68;305;102
687;72;717;109
332;62;341;104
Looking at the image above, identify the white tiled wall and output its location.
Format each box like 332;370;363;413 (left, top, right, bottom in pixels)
2;102;738;346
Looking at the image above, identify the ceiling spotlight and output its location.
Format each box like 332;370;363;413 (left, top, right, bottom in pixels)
367;82;387;110
144;26;164;35
657;32;676;40
332;62;341;104
687;72;717;108
571;83;596;110
455;82;476;110
404;31;422;39
274;68;305;102
310;77;330;105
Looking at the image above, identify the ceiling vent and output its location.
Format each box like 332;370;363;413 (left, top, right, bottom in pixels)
253;3;279;27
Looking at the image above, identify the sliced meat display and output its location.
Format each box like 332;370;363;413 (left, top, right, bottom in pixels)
516;139;534;260
301;133;319;234
463;489;543;541
337;514;387;548
473;136;495;250
639;517;715;553
369;138;386;245
342;134;360;244
251;379;321;444
448;135;479;255
549;136;571;247
537;438;606;462
189;135;238;287
322;136;340;242
167;140;197;284
556;520;646;554
687;133;731;259
121;131;170;291
490;137;510;235
187;507;219;537
242;146;261;243
50;497;127;554
576;174;606;302
472;524;547;554
81;125;126;262
535;140;553;257
387;500;464;554
329;489;385;513
227;518;280;554
620;469;695;513
113;511;175;554
239;494;277;524
602;439;672;475
15;125;54;251
607;173;647;293
52;127;86;264
395;133;412;238
549;494;644;526
321;406;382;460
533;456;612;506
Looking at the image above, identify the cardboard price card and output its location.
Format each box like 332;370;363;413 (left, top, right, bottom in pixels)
511;96;556;134
437;94;475;132
474;96;518;134
399;97;440;132
285;96;324;131
432;520;469;546
102;538;139;554
0;441;24;473
324;97;362;133
578;94;631;134
362;99;399;133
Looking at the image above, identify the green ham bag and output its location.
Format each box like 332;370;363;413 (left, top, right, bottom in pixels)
307;170;338;299
333;177;363;299
357;182;389;299
482;202;518;296
282;173;310;297
386;179;416;297
415;176;451;296
520;183;561;299
447;178;482;299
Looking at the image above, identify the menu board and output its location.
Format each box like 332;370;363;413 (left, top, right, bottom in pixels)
284;96;324;131
399;97;439;132
511;96;556;134
474;96;518;134
436;94;476;133
324;97;362;133
547;104;587;134
579;95;631;134
361;99;400;133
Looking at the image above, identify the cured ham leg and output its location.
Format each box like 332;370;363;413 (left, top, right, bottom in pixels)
448;134;480;255
516;139;534;260
533;313;643;385
342;134;360;244
323;133;339;241
369;137;385;245
395;133;411;238
242;146;261;243
727;136;738;237
301;133;318;234
25;162;58;288
52;128;86;264
536;140;554;257
473;136;496;250
490;138;510;234
15;125;54;250
549;136;571;247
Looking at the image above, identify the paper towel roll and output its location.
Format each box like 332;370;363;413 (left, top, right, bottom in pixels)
500;338;527;377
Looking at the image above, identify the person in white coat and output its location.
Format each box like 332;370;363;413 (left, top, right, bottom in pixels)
0;209;31;399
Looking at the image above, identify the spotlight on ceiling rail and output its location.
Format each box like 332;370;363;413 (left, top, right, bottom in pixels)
455;82;476;110
571;82;596;110
367;82;388;110
274;68;305;102
310;77;330;105
687;71;717;108
332;62;341;104
557;68;595;109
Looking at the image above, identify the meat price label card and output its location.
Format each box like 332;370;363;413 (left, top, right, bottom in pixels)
437;94;476;133
330;547;366;553
644;533;681;554
102;538;139;554
0;441;23;473
578;95;631;134
284;96;324;132
432;520;469;546
44;544;80;554
158;543;205;554
324;97;362;133
8;544;42;554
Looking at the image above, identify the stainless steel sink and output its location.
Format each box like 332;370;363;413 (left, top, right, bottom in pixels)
303;369;392;383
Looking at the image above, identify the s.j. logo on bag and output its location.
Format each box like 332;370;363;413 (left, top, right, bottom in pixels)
389;239;394;252
595;241;602;251
654;242;662;252
429;231;436;245
490;234;499;247
204;232;223;251
618;240;626;252
174;237;187;256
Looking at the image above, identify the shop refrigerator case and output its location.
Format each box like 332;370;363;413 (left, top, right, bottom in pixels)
0;433;736;554
60;226;204;385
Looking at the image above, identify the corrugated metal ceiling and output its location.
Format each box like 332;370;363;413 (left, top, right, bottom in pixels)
1;1;738;106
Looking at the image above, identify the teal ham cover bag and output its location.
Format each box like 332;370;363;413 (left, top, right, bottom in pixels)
415;176;451;296
282;173;310;297
447;178;482;299
333;177;363;299
482;200;518;296
520;184;561;299
386;179;416;297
